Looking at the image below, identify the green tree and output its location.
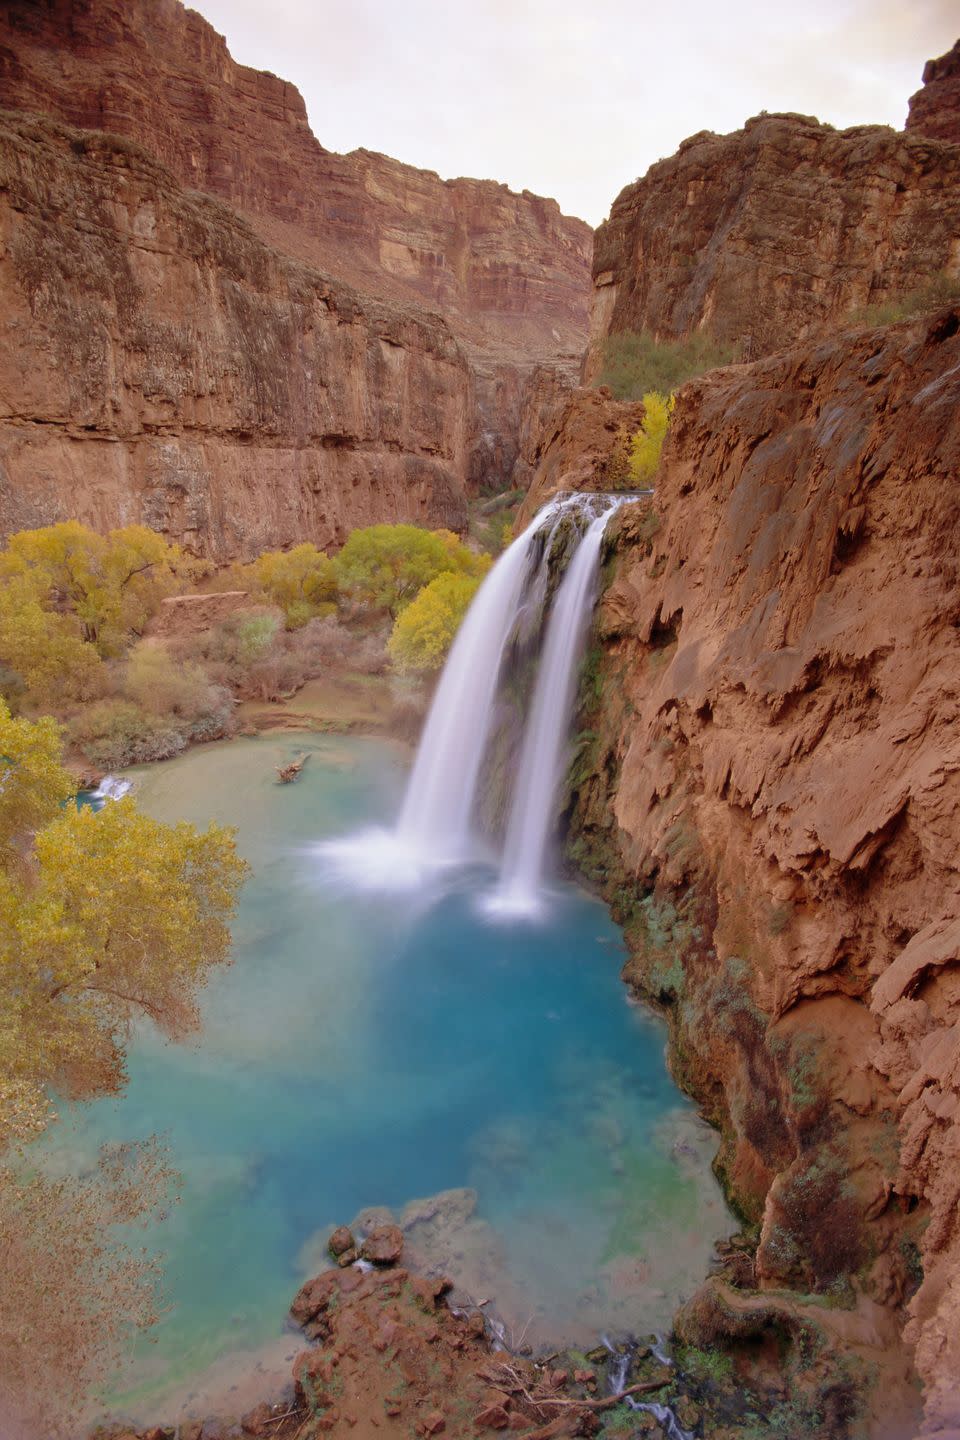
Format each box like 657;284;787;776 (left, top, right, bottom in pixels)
335;524;487;615
241;542;338;629
629;391;675;484
387;570;483;673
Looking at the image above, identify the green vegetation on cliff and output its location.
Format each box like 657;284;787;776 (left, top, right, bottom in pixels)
596;329;737;402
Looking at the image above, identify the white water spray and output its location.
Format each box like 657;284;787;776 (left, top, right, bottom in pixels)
317;501;563;888
489;501;620;916
396;500;563;861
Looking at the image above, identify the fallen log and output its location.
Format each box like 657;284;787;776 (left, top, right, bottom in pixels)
276;753;309;783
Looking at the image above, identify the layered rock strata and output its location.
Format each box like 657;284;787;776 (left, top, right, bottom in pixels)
587;99;960;376
550;306;960;1434
0;0;592;506
0;111;472;558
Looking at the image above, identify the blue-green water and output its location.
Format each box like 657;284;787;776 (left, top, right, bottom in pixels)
55;734;730;1423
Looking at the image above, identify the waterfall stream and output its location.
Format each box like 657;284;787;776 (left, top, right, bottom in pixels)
489;500;621;915
320;491;623;909
396;500;560;862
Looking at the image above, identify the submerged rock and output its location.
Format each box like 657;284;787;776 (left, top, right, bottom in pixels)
328;1225;355;1259
361;1223;404;1265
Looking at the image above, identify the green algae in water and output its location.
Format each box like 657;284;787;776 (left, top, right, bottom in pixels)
53;735;731;1422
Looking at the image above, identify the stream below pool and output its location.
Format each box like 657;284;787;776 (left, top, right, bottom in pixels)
56;733;732;1424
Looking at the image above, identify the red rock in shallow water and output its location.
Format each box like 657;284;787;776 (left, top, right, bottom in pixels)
361;1222;404;1264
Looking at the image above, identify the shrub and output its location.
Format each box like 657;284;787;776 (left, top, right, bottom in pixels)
123;645;223;721
595;329;737;401
238;543;338;629
69;699;188;767
335;524;488;615
849;271;960;329
387;571;482;673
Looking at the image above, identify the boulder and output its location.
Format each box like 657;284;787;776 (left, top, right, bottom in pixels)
361;1223;404;1265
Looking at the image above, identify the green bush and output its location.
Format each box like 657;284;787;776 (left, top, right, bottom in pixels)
847;272;960;328
335;525;488;615
595;330;737;401
69;700;187;767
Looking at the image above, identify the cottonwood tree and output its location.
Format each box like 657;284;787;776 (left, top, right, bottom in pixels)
336;523;488;615
0;698;247;1433
387;570;483;672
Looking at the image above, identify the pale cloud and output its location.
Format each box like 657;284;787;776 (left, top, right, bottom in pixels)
189;0;959;225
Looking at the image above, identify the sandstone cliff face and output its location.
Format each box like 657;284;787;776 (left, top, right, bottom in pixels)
0;111;472;558
907;40;960;146
586;111;960;376
546;309;960;1434
0;0;592;497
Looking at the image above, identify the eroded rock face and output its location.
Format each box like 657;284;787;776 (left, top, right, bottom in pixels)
0;0;591;503
586;107;960;374
0;112;471;558
907;39;960;145
560;308;960;1434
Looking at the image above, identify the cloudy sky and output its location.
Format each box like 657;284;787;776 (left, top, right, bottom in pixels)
190;0;957;226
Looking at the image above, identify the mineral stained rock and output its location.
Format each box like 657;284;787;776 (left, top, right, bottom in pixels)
552;303;960;1436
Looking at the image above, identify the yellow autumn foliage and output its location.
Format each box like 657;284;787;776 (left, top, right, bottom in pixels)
387;570;484;673
628;390;675;484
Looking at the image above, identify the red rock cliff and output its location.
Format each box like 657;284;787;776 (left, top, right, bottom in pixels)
907;39;960;145
0;0;591;351
0;111;472;558
544;305;960;1435
0;0;593;503
586;106;960;374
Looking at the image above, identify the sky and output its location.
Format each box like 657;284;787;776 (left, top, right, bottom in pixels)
189;0;959;226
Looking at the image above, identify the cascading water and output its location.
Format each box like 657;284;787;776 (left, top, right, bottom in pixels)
488;500;621;916
395;501;561;862
317;499;564;887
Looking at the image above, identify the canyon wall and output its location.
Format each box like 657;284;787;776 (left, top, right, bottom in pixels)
547;305;960;1434
0;0;592;525
586;105;960;377
907;39;960;145
0;110;472;558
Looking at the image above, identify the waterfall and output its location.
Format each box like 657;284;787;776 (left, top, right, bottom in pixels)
318;491;620;905
317;500;562;888
395;500;562;862
488;501;620;916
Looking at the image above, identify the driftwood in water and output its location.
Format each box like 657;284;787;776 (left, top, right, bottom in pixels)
276;753;309;784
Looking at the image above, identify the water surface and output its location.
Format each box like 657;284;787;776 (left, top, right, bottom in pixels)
57;734;730;1422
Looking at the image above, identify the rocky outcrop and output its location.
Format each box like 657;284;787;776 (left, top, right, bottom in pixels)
586;104;960;375
0;111;472;558
515;386;645;525
907;40;960;145
558;305;960;1434
0;0;591;499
